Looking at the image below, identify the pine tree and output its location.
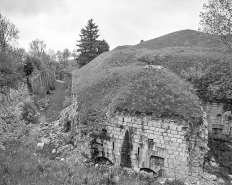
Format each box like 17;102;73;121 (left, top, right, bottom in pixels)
76;19;109;67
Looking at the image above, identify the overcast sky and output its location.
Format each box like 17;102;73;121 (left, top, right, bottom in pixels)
0;0;208;52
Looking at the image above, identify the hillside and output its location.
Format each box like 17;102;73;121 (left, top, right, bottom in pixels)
133;29;225;50
73;30;231;123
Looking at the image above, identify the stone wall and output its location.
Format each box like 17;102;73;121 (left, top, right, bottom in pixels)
203;102;232;141
31;69;56;95
87;115;208;180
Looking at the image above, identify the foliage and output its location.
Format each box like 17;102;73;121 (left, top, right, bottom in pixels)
0;14;24;95
181;60;232;103
0;143;161;185
0;13;19;51
199;0;232;51
0;83;30;148
62;48;71;61
29;39;47;58
19;100;39;125
96;39;110;55
56;50;63;62
199;0;232;75
24;57;34;76
76;19;109;67
207;139;232;174
0;50;24;95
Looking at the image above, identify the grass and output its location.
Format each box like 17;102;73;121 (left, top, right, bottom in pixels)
205;139;232;184
0;142;166;185
72;29;231;124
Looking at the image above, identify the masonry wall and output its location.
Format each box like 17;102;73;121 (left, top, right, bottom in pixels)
203;102;232;141
88;115;208;180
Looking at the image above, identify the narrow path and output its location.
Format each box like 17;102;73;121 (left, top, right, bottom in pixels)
43;80;66;123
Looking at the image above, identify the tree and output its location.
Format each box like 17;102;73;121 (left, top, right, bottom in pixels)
47;49;57;62
29;39;46;58
24;57;34;93
56;50;63;62
62;48;71;61
0;13;19;51
199;0;232;75
76;19;100;67
71;49;78;60
0;51;23;95
96;39;109;55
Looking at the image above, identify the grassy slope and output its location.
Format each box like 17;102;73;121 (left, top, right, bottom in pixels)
72;30;229;123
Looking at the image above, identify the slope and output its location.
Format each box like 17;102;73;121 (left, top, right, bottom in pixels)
72;30;229;124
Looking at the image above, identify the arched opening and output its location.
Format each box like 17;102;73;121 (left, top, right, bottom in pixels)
95;157;113;165
140;168;157;176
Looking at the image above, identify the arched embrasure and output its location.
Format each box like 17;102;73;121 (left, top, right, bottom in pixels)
139;168;157;176
95;156;113;165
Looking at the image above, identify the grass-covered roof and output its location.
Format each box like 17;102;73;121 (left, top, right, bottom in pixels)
72;29;229;124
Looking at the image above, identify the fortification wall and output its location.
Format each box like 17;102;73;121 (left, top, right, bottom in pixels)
203;102;232;141
88;115;208;180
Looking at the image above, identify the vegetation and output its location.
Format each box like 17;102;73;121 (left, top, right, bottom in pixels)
76;19;110;67
72;47;202;125
181;60;232;104
207;139;232;181
0;143;165;185
199;0;232;75
0;13;19;51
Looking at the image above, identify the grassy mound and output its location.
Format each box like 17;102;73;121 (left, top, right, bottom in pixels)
72;30;231;124
73;53;202;124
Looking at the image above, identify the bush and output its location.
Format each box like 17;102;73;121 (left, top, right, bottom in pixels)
20;101;39;124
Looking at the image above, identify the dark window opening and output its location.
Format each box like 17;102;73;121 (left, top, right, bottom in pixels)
102;128;107;133
148;139;154;149
138;147;140;157
150;156;164;167
65;121;71;132
217;114;221;117
112;142;114;151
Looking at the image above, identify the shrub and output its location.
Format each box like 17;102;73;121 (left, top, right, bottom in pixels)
20;101;38;124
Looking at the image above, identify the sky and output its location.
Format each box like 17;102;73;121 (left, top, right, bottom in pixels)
0;0;208;52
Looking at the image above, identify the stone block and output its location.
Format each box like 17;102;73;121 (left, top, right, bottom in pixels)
171;138;176;142
177;147;183;152
170;146;177;150
147;130;153;134
172;142;179;147
124;117;131;123
171;130;178;135
176;139;182;143
179;143;186;148
144;126;149;130
177;126;182;132
150;126;156;130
